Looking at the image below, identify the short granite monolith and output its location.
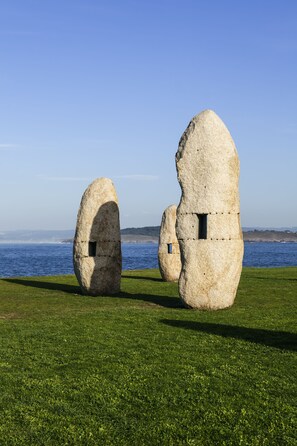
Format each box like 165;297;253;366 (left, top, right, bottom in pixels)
73;178;122;296
176;109;244;309
158;205;181;282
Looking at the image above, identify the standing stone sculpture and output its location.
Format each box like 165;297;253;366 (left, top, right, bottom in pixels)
73;177;122;296
176;109;244;309
158;205;181;282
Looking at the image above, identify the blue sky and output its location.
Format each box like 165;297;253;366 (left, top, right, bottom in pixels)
0;0;296;230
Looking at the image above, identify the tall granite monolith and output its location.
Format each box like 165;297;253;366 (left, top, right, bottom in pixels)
158;205;181;282
176;109;244;309
73;178;122;296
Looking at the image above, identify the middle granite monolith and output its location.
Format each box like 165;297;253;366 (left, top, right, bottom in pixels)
73;177;122;296
175;109;244;309
158;205;181;282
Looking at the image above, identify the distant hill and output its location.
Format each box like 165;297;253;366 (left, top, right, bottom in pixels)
121;226;160;237
243;230;297;242
120;227;297;243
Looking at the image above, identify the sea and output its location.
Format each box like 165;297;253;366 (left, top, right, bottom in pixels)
0;242;296;278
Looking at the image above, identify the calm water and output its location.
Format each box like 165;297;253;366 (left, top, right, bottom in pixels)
0;242;296;278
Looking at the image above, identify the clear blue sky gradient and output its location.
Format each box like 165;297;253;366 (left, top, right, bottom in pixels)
1;0;296;230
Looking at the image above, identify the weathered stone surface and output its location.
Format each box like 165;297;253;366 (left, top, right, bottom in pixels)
158;205;181;282
176;109;244;309
73;178;122;295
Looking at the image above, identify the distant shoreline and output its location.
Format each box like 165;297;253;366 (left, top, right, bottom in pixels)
91;230;297;244
0;229;296;244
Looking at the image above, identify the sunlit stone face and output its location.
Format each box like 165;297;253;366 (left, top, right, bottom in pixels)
73;177;122;296
176;110;244;309
158;204;181;282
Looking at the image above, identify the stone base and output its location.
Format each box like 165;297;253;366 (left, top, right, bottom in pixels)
178;240;244;309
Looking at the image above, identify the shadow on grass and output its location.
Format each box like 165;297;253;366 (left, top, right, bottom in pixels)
3;278;181;308
118;291;182;308
121;274;163;283
3;278;81;295
160;320;297;352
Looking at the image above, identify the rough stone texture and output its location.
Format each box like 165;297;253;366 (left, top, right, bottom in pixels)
73;178;122;296
176;109;244;309
158;205;181;282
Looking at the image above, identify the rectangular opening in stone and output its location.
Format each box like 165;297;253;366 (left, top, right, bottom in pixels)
198;214;208;239
88;241;97;257
167;243;173;254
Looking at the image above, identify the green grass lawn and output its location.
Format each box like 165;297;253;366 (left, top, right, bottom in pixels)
0;268;296;446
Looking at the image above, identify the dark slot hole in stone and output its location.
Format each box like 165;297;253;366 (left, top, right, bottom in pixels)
198;214;208;239
88;241;97;257
167;243;173;254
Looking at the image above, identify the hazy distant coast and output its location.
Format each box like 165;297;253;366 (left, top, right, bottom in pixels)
1;227;297;244
243;230;297;243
